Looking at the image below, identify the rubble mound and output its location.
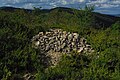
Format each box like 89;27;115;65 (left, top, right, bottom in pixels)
31;29;94;66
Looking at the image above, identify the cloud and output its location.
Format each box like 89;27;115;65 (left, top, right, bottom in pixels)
99;4;119;8
0;0;120;14
87;0;120;8
1;0;119;9
22;3;34;9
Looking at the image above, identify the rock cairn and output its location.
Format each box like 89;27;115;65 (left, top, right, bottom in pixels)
31;29;94;66
32;29;94;54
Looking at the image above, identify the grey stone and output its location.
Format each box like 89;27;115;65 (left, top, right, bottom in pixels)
61;43;66;49
73;33;79;39
46;45;50;51
77;47;84;53
86;44;91;48
34;41;40;46
68;34;73;40
39;32;43;35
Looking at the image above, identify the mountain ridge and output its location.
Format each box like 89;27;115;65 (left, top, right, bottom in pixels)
1;6;120;29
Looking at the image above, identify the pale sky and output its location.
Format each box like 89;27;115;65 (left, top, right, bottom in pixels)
0;0;120;14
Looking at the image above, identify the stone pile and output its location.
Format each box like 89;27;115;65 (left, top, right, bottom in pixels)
32;29;94;54
31;29;94;66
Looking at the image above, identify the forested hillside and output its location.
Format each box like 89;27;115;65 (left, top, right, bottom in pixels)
0;7;120;80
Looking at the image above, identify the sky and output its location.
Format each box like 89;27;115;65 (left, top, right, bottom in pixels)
0;0;120;15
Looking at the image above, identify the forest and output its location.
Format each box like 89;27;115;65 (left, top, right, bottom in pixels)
0;6;120;80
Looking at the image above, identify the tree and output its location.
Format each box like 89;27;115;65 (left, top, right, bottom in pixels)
84;5;95;12
33;7;42;15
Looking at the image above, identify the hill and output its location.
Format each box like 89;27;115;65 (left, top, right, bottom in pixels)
114;14;120;17
0;6;32;12
0;7;120;80
0;6;120;28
